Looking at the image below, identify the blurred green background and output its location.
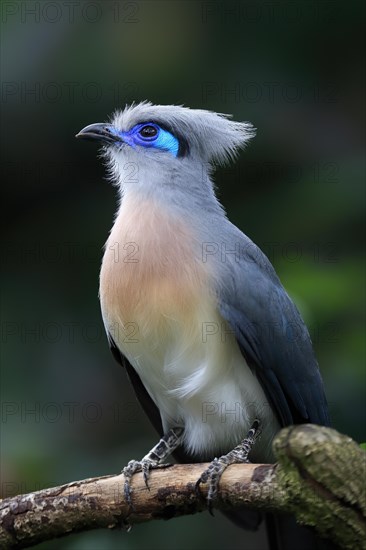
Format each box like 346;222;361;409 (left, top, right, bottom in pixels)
1;1;365;549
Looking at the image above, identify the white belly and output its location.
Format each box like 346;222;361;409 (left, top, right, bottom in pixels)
103;298;279;462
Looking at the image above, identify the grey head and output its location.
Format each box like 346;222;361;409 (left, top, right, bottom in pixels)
76;102;255;200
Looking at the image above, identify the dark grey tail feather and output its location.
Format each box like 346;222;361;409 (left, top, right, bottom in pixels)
222;510;338;550
221;509;262;531
266;513;339;550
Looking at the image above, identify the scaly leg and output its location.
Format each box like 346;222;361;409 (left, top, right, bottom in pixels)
196;419;261;514
123;427;184;506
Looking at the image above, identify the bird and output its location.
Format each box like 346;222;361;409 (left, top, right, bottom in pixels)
76;102;331;547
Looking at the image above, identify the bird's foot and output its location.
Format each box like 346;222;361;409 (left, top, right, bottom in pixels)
122;427;184;508
195;419;261;515
123;458;170;507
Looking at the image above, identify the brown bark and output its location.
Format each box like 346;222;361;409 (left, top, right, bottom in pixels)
0;425;365;549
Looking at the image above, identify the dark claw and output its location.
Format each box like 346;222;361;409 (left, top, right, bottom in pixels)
143;467;151;490
195;477;203;497
207;499;215;516
124;480;130;500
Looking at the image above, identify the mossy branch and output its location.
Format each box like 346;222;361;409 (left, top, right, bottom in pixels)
0;425;365;549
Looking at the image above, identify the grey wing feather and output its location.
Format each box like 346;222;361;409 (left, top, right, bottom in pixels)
217;230;330;427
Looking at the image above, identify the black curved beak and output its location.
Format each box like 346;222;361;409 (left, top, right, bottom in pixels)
75;123;123;144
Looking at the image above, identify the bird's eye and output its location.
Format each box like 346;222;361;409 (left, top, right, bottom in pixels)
139;125;158;139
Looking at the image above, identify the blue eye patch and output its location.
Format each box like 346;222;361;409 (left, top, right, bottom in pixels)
121;122;179;157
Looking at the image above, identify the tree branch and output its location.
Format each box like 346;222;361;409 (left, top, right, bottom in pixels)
1;425;365;549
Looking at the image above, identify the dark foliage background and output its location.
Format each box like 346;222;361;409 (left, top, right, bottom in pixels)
1;1;365;549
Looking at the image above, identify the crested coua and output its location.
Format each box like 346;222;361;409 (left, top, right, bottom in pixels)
76;102;331;546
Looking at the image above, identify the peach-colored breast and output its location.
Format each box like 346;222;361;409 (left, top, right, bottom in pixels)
100;195;211;333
